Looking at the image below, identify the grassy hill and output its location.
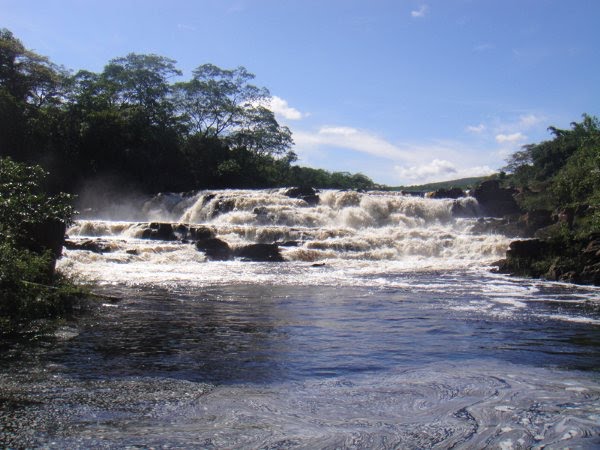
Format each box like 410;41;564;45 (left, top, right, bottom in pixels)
386;175;494;192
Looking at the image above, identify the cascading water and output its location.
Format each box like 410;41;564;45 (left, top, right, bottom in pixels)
62;189;508;285
2;189;599;449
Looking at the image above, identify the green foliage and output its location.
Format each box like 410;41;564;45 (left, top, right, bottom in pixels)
0;157;75;242
0;157;80;337
504;114;600;217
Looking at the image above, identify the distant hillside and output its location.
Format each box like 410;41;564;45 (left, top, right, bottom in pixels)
388;175;495;193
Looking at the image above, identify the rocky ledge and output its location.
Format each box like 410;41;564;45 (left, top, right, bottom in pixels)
494;233;600;286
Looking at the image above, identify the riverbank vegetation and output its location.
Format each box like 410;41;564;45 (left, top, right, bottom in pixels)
496;115;600;284
0;157;83;338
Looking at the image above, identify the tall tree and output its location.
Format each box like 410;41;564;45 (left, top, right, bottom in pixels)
175;64;293;158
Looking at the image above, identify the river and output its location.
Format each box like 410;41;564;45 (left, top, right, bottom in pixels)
1;189;599;448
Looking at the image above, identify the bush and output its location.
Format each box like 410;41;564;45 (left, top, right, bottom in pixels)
0;157;81;338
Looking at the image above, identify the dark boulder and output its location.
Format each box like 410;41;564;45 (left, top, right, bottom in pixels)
427;187;465;199
141;222;176;241
284;186;320;206
64;239;113;254
195;238;232;261
473;180;521;217
211;198;236;218
234;243;284;262
21;219;66;261
174;224;214;241
20;219;67;276
188;226;215;241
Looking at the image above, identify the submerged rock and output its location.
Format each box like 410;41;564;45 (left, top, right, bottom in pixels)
234;243;284;262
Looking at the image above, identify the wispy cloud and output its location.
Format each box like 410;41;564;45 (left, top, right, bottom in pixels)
269;96;306;121
293;125;501;184
495;132;526;144
394;160;495;184
517;114;545;129
411;5;429;18
466;124;486;134
294;126;413;161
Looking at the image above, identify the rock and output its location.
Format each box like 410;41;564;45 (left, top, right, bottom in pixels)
507;239;551;259
470;217;525;237
21;219;67;276
427;188;465;199
188;226;215;241
64;239;112;253
174;224;214;241
451;199;480;218
473;180;521;217
276;240;299;247
141;222;176;241
498;232;600;286
523;210;553;234
210;198;236;218
195;238;232;261
234;243;284;262
22;219;67;260
284;186;320;206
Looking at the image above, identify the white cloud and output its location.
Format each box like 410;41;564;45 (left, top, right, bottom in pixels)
293;125;504;184
495;132;526;144
411;5;429;18
518;114;544;129
269;96;305;121
394;161;495;184
395;159;456;180
294;126;413;161
466;124;486;134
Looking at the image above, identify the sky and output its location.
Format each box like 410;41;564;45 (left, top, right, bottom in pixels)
2;0;599;186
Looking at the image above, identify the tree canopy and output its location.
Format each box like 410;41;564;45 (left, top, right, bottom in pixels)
0;29;375;194
502;114;600;233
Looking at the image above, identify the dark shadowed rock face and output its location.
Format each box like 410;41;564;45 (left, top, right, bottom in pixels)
195;238;232;261
284;187;320;206
473;180;521;217
427;188;465;199
495;233;600;286
234;243;284;262
141;223;176;241
22;219;67;261
194;240;285;262
64;239;113;254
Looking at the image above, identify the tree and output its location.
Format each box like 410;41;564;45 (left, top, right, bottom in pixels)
0;29;67;161
102;53;181;125
175;64;293;158
1;157;78;335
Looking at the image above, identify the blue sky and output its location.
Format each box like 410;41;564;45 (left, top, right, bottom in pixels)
2;0;598;185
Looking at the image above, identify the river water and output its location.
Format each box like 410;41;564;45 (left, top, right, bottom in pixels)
1;189;599;448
